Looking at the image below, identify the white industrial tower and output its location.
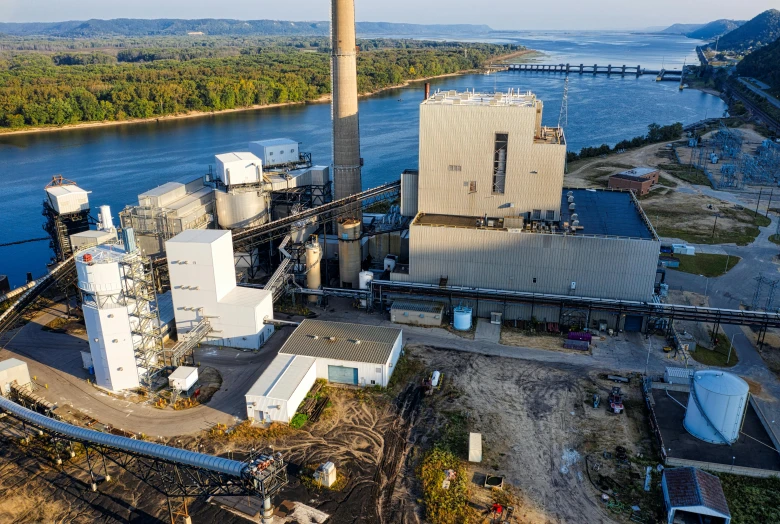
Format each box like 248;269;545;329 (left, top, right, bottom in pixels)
77;234;164;392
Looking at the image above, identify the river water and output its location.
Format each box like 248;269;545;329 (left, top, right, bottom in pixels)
0;31;727;286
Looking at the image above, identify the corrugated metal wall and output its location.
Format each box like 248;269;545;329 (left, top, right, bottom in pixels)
406;225;659;302
400;171;419;217
417;103;566;220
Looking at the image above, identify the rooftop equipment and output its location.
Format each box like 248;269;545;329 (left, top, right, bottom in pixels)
684;370;749;445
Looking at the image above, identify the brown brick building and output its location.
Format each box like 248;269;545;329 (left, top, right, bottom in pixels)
608;168;660;196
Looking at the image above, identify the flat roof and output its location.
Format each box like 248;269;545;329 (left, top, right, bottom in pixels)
279;319;402;365
413;189;656;240
215;152;261;164
76;243;130;264
610;174;653;183
0;358;26;373
168;366;197;380
391;300;445;313
167;229;230;244
71;230;115;239
221;286;272;307
45;185;88;197
245;353;316;401
616;167;657;177
561;189;655;239
250;138;297;147
654;391;780;472
424;89;538;107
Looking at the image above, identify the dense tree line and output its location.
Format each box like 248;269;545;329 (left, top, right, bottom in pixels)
736;36;780;94
567;123;684;162
715;9;780;51
0;41;517;129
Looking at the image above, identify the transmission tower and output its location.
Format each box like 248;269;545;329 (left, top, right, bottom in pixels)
558;75;569;129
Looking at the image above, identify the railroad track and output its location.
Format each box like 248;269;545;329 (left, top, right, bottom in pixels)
730;87;780;134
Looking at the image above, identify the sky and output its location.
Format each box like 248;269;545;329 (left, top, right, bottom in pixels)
0;0;777;30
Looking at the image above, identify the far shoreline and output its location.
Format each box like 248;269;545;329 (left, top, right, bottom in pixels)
0;49;539;138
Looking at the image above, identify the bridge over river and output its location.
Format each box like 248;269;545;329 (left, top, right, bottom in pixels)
489;63;684;80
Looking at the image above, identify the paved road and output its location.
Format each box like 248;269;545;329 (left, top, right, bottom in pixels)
0;305;294;437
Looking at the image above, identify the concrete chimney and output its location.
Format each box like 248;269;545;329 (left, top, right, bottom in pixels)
331;0;362;206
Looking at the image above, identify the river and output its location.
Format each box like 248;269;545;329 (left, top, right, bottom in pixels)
0;31;727;287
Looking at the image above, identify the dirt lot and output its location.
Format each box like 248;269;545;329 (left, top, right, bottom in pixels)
387;346;663;524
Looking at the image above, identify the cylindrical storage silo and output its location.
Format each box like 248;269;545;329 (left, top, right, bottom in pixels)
99;205;114;231
684;370;749;445
358;270;373;307
453;306;473;331
305;237;322;304
337;218;362;289
216;189;267;229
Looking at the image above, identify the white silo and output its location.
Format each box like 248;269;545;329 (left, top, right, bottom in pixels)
684;370;749;445
305;236;322;304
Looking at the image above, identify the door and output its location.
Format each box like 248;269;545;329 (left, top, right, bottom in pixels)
624;315;643;332
255;409;264;421
328;365;359;385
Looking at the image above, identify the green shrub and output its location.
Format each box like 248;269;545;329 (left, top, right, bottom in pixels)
289;413;308;429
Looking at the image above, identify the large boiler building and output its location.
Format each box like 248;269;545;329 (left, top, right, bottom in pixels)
394;90;660;315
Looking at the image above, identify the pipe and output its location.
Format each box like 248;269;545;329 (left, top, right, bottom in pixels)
0;395;248;477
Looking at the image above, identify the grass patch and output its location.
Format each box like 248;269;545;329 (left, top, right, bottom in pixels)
658;163;711;186
419;448;475;524
690;330;739;367
289;413;308;429
387;346;426;394
717;473;780;524
770;234;780;245
675;253;741;277
654;207;767;246
657;175;678;188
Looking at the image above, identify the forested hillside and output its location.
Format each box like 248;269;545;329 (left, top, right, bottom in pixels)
716;9;780;50
0;18;492;38
736;37;780;93
0;40;517;130
687;19;744;40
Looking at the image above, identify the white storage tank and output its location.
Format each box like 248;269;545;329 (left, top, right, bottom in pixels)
215;189;268;229
305;236;322;304
684;370;749;445
453;306;472;331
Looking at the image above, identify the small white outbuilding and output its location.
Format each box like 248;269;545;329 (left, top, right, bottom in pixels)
168;366;199;392
245;354;317;423
0;358;31;394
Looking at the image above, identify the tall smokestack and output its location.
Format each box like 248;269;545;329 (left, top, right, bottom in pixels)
331;0;362;207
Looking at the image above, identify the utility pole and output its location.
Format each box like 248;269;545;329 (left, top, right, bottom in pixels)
765;188;773;218
711;213;719;240
755;188;763;216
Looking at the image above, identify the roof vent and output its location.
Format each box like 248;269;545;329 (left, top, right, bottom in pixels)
311;335;319;340
567;195;574;203
352;339;362;345
327;336;336;341
569;203;576;211
567;191;574;197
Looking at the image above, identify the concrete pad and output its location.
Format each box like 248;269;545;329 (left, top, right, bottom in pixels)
469;432;482;462
475;318;500;343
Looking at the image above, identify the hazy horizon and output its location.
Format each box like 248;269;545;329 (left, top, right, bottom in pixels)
0;1;777;31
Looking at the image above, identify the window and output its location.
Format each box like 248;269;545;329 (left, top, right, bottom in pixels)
279;150;284;155
290;149;295;153
269;151;274;156
376;367;382;373
492;133;509;194
532;209;541;220
448;165;462;172
546;210;556;221
469;181;477;193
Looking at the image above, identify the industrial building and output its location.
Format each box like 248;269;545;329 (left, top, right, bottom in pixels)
76;234;165;392
43;176;92;262
388;89;660;327
119;175;216;258
608;167;660;196
245;319;403;423
166;229;275;350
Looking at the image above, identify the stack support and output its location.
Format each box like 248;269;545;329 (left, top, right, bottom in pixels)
338;218;362;288
331;0;363;207
305;236;322;303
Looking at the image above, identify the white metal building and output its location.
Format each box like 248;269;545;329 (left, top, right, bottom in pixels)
45;184;90;215
248;138;300;167
215;152;263;186
0;358;31;394
277;320;403;387
166;230;274;350
662;467;731;524
168;366;199;392
245;354;317;423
